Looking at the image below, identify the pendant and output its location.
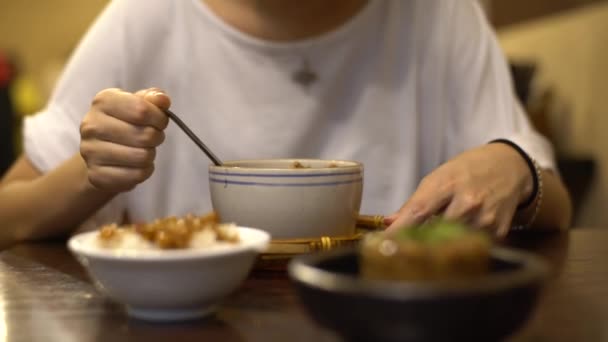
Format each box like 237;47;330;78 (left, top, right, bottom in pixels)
292;58;318;87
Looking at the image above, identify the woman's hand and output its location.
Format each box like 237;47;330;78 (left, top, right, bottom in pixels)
385;143;534;237
79;88;171;193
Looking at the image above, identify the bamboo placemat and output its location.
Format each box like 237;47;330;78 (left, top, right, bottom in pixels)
254;215;385;271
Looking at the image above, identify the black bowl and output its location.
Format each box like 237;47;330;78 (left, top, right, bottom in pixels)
288;247;549;342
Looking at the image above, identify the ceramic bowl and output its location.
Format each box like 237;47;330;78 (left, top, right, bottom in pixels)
209;159;363;239
288;247;549;342
68;227;270;322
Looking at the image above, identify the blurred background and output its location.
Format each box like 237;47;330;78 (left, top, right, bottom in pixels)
0;0;605;227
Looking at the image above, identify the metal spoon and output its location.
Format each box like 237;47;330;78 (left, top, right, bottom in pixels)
164;109;223;166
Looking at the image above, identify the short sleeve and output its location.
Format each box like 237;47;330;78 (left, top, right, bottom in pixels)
443;1;556;171
22;0;130;230
23;0;130;172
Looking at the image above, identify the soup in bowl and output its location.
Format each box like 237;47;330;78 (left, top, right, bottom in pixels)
209;159;363;239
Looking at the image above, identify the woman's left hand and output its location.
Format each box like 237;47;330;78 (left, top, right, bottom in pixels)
385;143;533;237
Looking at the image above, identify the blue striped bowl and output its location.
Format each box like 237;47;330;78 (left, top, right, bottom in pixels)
209;159;363;239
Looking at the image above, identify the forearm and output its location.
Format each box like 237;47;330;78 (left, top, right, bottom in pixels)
0;154;115;245
515;170;572;231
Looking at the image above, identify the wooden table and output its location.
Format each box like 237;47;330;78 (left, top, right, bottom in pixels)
0;228;606;342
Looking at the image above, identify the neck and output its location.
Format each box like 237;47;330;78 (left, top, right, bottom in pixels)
202;0;368;42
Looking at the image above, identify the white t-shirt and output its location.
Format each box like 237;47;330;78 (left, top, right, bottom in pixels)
23;0;555;231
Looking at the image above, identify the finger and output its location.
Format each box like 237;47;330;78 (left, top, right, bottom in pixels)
443;191;483;222
470;209;499;232
92;88;169;130
496;218;512;239
135;87;172;111
384;213;398;226
81;111;165;148
496;206;518;238
81;140;156;168
386;188;453;232
470;198;518;235
87;164;155;192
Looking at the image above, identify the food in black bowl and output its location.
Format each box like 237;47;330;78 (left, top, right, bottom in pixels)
360;219;492;282
288;221;549;342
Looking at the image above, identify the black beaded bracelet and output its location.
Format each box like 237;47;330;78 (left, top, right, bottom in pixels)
489;139;539;210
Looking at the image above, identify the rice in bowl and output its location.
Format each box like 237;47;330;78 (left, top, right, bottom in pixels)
95;212;240;252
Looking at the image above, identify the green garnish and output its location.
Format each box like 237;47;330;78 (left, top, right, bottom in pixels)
397;218;473;244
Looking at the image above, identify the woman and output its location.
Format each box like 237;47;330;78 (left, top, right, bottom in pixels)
0;0;571;246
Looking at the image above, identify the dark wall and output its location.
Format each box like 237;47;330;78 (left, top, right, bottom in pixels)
0;52;16;178
0;87;14;177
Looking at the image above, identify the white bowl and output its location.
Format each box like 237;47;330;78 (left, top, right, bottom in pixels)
209;159;363;239
68;227;270;322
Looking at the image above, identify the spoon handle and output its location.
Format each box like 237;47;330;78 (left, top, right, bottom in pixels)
164;109;223;166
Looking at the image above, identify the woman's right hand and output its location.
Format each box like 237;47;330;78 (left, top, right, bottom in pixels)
79;88;171;193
